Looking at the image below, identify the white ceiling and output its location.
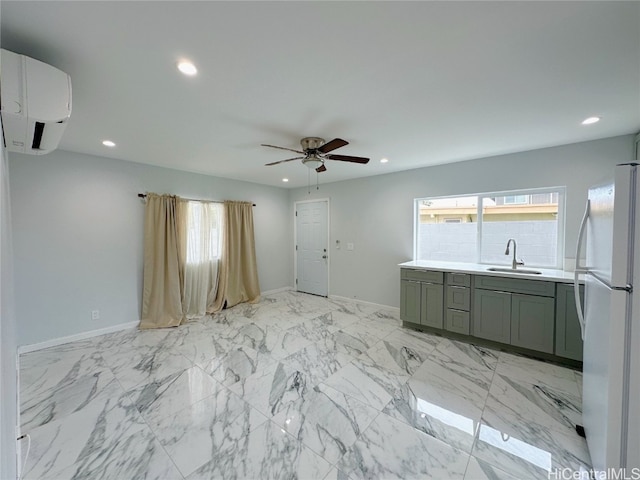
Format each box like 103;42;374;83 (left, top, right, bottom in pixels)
2;1;639;188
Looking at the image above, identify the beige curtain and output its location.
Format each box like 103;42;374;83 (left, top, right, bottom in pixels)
178;200;223;318
212;201;260;311
140;194;184;329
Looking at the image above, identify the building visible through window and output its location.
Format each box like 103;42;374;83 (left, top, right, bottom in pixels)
415;188;565;268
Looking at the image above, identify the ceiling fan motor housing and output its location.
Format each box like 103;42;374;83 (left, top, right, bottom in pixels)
301;137;325;152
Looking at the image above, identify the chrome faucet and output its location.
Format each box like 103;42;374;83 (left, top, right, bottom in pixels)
505;239;525;270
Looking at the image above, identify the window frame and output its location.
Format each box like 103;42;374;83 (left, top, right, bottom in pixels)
413;186;566;268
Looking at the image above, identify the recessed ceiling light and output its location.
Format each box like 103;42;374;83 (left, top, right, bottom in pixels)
581;116;600;125
177;60;197;76
380;158;389;163
282;178;289;182
102;140;116;147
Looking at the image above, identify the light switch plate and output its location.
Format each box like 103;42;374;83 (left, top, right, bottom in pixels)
347;243;354;251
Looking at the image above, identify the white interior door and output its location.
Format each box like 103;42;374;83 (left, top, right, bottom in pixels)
295;200;328;296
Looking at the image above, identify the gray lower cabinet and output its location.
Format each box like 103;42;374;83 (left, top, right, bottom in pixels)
472;289;511;343
511;294;555;353
421;282;444;328
401;268;581;364
446;309;470;335
400;269;444;328
400;280;421;324
555;284;584;361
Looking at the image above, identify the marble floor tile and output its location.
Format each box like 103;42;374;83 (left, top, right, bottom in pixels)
323;467;351;480
472;421;591;480
406;339;499;409
328;297;381;317
225;321;313;359
280;343;353;387
383;376;482;453
338;412;470;480
19;293;588;480
171;334;235;368
229;361;313;418
367;308;402;325
385;327;442;353
20;341;107;406
161;318;230;349
102;344;194;391
320;310;362;330
186;420;332;480
352;317;399;339
272;383;378;464
22;388;148;479
359;338;432;377
323;360;403;411
314;327;380;360
21;368;123;433
127;366;223;425
40;427;184;480
201;344;278;386
286;313;337;343
483;373;582;439
575;371;583;399
148;386;268;477
496;352;580;397
94;327;175;352
464;456;520;480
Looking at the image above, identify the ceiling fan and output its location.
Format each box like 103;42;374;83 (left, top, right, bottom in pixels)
261;137;369;173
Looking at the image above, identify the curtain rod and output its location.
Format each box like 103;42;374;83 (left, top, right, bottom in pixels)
137;193;255;207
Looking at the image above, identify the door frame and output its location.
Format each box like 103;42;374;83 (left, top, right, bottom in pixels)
294;198;330;296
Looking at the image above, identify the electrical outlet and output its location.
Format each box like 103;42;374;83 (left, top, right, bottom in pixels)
91;310;100;320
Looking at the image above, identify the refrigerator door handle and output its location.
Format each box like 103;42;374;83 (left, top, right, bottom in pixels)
574;199;590;339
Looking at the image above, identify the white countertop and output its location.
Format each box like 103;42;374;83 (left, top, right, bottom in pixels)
399;260;581;283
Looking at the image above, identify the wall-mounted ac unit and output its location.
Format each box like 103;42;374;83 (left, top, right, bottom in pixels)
0;49;72;155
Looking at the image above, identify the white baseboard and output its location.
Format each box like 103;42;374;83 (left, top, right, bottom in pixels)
17;321;139;354
261;286;293;295
329;295;399;314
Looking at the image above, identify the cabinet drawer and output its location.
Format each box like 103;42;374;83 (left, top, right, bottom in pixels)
401;269;444;284
475;275;555;297
446;286;470;311
447;272;471;287
445;309;470;335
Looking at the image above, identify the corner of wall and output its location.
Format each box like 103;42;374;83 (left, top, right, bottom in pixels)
1;127;19;479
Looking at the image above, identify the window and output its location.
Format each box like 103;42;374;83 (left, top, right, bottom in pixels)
503;195;528;205
415;187;565;268
184;201;222;264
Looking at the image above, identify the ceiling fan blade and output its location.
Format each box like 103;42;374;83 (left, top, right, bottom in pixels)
317;138;348;154
316;164;327;173
261;144;305;154
325;154;370;164
265;156;305;166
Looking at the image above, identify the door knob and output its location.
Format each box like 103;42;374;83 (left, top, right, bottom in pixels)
322;255;327;259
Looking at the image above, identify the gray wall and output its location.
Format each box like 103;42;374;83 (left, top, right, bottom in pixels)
289;135;635;307
10;150;292;346
1;121;17;480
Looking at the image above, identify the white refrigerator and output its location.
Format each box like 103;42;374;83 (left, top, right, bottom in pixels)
575;162;640;472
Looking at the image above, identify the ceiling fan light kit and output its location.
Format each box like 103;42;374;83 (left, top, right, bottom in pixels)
261;137;370;174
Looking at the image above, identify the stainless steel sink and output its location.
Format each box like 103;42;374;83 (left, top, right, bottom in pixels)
487;267;542;275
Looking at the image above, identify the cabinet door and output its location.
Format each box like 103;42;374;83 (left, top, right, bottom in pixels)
511;294;555;353
555;284;584;361
446;309;470;335
473;289;511;343
400;280;421;324
421;283;444;329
